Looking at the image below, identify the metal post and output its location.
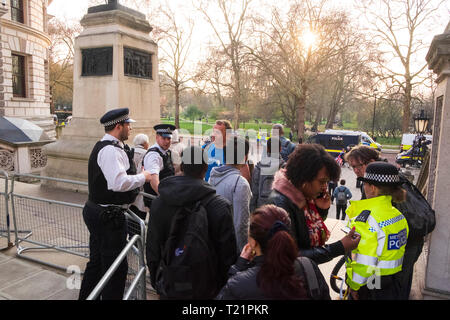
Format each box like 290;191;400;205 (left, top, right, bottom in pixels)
372;91;377;138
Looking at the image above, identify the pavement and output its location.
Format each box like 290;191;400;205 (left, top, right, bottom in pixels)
0;148;425;300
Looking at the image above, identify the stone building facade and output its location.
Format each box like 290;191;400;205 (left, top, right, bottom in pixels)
0;0;55;139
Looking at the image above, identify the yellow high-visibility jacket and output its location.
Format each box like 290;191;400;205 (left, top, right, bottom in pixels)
345;195;409;291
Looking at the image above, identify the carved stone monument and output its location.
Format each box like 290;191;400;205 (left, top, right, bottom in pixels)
43;1;160;184
422;22;450;300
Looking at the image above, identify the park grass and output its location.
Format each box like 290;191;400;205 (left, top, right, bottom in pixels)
162;118;400;146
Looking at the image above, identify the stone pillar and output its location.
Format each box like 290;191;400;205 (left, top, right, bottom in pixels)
423;22;450;300
43;5;160;184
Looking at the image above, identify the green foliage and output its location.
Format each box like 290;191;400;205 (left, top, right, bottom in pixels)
183;105;204;122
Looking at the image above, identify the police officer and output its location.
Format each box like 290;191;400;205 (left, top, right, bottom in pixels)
142;124;176;207
344;162;409;300
79;108;152;300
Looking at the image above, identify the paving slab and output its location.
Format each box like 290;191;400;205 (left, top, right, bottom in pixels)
0;258;42;289
0;270;70;300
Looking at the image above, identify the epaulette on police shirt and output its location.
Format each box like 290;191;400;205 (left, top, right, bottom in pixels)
355;210;371;223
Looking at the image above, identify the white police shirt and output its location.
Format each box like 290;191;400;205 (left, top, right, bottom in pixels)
97;134;146;192
143;143;168;175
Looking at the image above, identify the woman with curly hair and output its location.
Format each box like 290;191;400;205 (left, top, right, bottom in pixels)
269;144;360;264
216;205;330;300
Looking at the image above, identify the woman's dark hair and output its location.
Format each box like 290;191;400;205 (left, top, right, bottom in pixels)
250;205;308;300
344;145;382;164
225;136;250;165
368;183;407;203
266;137;281;155
180;146;208;178
285;144;340;188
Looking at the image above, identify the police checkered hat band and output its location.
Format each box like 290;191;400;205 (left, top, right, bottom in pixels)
357;162;402;186
100;108;135;127
102;114;131;127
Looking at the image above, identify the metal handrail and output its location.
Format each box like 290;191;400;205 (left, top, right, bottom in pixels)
87;234;146;300
0;170;12;248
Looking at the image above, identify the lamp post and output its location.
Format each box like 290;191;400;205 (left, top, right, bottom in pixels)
413;109;430;165
372;88;378;138
414;109;429;135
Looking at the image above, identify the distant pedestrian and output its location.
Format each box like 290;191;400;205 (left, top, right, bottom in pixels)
209;136;252;252
129;133;150;232
250;137;285;212
332;179;352;220
328;180;337;203
169;129;185;176
146;146;237;299
271;123;295;162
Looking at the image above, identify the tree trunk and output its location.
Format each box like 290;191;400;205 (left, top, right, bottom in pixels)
297;93;306;139
312;107;321;132
402;81;412;133
175;84;180;129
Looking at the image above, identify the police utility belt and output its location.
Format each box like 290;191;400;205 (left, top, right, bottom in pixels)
86;200;129;213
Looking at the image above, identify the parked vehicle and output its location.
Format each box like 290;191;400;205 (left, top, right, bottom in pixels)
307;132;361;157
396;136;431;168
400;133;432;152
324;129;382;151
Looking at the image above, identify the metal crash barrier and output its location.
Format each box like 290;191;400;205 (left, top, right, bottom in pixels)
9;174;90;270
87;233;147;300
0;170;12;249
8;173;150;299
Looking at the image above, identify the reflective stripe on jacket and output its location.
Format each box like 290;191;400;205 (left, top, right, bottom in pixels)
345;195;409;291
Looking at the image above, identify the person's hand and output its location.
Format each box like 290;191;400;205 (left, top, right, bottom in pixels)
142;170;152;182
240;243;255;261
349;289;359;300
315;191;331;210
340;226;361;252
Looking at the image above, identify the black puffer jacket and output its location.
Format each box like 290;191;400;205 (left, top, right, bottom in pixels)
146;175;238;297
216;255;331;300
269;190;345;264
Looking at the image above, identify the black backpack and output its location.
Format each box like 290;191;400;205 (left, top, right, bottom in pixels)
155;194;219;299
394;176;436;239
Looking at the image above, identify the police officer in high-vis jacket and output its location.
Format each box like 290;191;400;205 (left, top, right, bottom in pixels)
345;162;409;300
79;108;152;300
142;124;176;207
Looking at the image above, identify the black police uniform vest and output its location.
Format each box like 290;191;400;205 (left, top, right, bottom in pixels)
143;147;175;202
88;140;140;205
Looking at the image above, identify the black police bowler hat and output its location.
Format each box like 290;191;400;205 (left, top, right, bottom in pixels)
100;108;135;127
357;162;402;186
154;124;176;138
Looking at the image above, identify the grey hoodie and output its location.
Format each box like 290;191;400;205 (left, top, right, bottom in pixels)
209;165;252;252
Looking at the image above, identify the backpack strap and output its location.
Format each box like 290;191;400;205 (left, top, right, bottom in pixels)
295;256;321;299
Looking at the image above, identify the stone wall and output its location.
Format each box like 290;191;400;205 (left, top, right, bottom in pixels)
0;0;55;139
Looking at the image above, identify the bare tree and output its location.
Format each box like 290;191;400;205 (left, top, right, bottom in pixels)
196;0;254;129
152;4;196;129
48;18;82;111
360;0;446;133
248;0;353;137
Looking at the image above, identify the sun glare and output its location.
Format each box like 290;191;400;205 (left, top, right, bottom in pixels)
302;30;318;49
